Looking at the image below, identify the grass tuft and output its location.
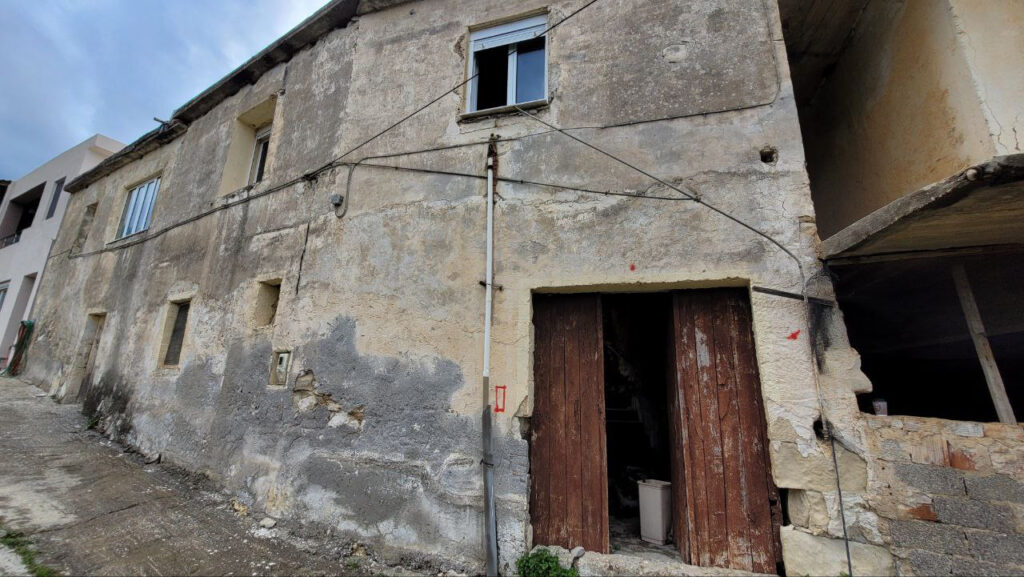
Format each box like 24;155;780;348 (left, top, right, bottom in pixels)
1;525;58;577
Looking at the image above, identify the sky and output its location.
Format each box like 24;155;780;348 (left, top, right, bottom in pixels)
0;0;330;180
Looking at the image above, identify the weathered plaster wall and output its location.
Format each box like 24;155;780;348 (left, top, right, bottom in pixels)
949;0;1024;158
29;1;1021;575
801;0;996;238
787;303;1024;577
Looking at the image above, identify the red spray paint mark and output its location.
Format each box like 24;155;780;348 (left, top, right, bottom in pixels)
494;385;506;413
629;263;636;271
787;330;801;341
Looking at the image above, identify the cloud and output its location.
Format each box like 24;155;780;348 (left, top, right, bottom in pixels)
0;0;330;179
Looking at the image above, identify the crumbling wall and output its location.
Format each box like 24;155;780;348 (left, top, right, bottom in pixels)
779;302;1024;576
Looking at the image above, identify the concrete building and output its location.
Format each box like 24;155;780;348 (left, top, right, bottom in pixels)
0;135;123;363
21;0;1024;575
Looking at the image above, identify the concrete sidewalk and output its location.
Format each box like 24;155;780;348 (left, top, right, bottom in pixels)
0;378;419;576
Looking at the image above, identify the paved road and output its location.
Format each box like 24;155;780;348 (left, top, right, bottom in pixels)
0;378;416;576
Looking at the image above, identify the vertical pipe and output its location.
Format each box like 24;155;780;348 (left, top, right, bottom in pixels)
482;142;498;576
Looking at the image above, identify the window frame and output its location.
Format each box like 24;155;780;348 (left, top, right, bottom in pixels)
466;14;549;113
247;125;272;186
118;176;160;239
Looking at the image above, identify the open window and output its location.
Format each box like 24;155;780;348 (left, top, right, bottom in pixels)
0;182;44;247
219;97;276;195
249;126;271;186
159;299;191;367
836;253;1024;423
467;14;547;113
118;177;160;238
253;279;281;328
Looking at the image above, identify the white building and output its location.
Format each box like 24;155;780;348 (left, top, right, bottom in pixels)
0;134;123;362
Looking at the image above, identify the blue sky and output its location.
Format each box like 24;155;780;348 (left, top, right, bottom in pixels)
0;0;330;179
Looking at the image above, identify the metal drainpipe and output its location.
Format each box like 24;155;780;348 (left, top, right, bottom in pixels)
482;139;499;577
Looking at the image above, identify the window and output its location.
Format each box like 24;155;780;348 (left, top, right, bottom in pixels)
270;350;291;386
45;177;65;220
467;14;547;112
253;279;281;327
0;282;8;313
0;182;45;246
248;125;271;186
159;299;190;367
119;177;160;238
72;203;97;253
219;98;276;195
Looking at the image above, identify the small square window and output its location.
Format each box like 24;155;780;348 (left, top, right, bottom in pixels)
270;350;291;387
467;14;548;113
248;125;271;186
119;177;160;238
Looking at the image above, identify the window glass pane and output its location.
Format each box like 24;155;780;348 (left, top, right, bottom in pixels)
255;140;269;183
474;45;509;111
121;187;140;237
121;178;160;237
515;37;545;103
128;185;145;234
140;179;158;230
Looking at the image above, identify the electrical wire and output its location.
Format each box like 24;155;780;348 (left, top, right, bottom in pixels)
512;105;807;292
308;0;603;178
350;160;700;203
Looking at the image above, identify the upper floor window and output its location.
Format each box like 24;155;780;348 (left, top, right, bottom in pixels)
467;14;547;113
119;176;159;238
248;125;271;186
45;177;65;220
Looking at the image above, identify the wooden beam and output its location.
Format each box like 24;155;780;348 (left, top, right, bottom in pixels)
951;264;1017;424
827;243;1024;267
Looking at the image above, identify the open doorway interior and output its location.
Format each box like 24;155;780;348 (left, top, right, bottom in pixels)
602;293;675;557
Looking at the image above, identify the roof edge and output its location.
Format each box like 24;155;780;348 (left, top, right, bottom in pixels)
65;0;417;194
172;0;360;124
65;122;188;193
821;154;1024;259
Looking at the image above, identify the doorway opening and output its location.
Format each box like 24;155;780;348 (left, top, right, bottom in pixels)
530;289;781;573
601;294;675;557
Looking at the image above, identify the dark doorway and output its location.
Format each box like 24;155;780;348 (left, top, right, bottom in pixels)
530;289;781;573
601;294;674;554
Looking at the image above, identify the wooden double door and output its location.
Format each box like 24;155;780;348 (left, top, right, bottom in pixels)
530;289;782;574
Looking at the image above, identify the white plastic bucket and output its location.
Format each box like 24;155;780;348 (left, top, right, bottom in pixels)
637;479;672;545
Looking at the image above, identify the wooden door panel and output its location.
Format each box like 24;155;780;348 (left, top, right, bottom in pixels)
669;289;781;574
530;294;609;553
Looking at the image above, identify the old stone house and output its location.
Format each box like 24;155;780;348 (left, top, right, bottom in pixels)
23;0;1024;575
